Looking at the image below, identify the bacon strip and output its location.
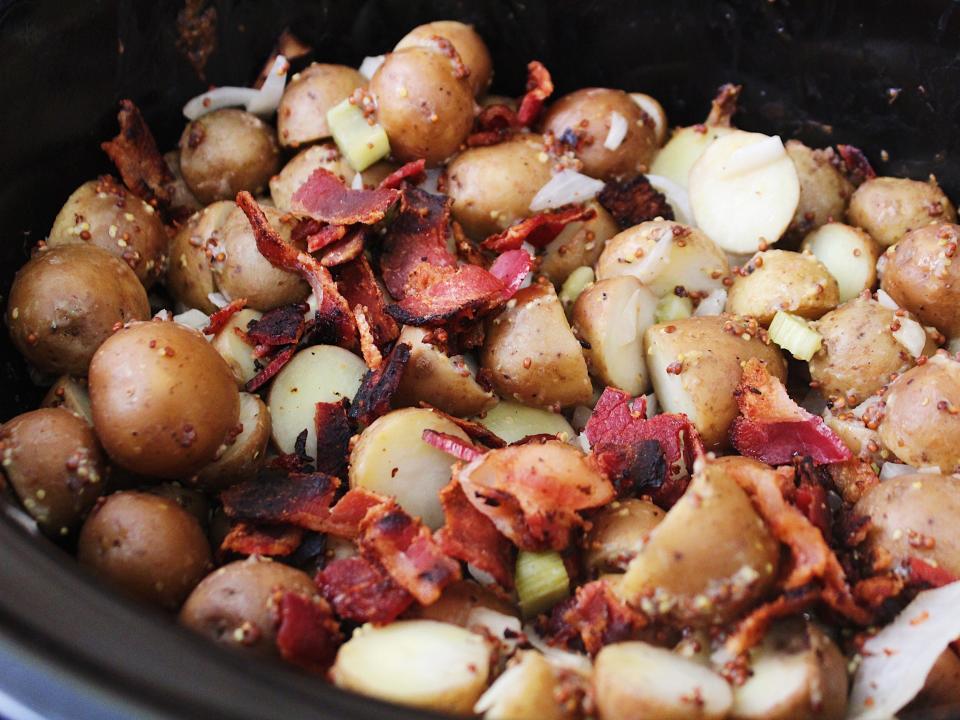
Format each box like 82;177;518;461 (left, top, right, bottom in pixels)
318;227;365;267
220;470;339;532
488;249;534;300
246;304;305;348
417;403;507;449
378;159;427;190
319;488;389;540
203;298;247;335
275;591;342;671
101;99;174;210
316;556;414;624
482;206;597;253
334;255;399;351
422;429;484;462
220;522;304;557
386;264;507;328
907;557;958;588
291;167;400;225
546;580;648;655
436;481;514;589
349;342;411;426
598;176;674;229
314;400;352;478
245;345;296;392
305;223;347;253
517;61;554;127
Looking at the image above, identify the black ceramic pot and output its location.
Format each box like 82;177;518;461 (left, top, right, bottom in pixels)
2;1;960;718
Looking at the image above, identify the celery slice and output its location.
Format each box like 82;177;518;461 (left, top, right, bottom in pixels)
769;310;822;361
516;550;570;618
559;266;595;309
326;98;390;172
655;294;693;323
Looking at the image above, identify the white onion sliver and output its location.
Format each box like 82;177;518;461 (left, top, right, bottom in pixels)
421;167;443;195
529;170;605;212
645;174;694;226
358;55;385;80
892;316;926;358
631;226;673;285
875;288;899;310
722;134;786;177
183;55;288;120
474;662;524;715
467;564;497;587
573;431;591;453
603;111;628;151
630;93;665;140
524;624;593;675
153;309;172;321
246;55;289;115
466;607;522;656
207;292;230;309
917;465;942;475
848;581;960;720
351;172;364;190
644;393;659;418
879;462;916;481
173;308;211;332
693;288;727;317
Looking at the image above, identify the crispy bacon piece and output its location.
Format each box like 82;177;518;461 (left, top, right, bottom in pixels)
378;159;427;190
246;305;306;348
598;176;674;229
276;591;342;671
853;573;904;610
245;345;296;392
359;502;461;605
827;459;880;505
203;298;247;335
836;144;876;186
101;99;174;210
316;557;414;624
482;206;597;253
221;470;339;532
291;167;400;224
349;342;411;426
354;307;382;369
720;585;819;659
417;403;507;448
220;522;304;557
731;358;851;465
547;580;648;655
488;249;534;300
317;226;365;267
334;255;399;350
705;83;741;127
590;440;667;498
386;264;507;328
422;429;484;462
907;557;958;588
436;481;514;589
467;104;518;147
319;488;389;540
314;400;352;478
517;61;554;127
305;223;347;253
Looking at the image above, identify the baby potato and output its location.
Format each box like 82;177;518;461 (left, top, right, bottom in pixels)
47;177;168;288
540;200;619;284
878;354;960;472
855;471;960;576
88;321;240;479
650;124;736;189
269;143;355;211
193;392;270;492
541;88;658;180
395;21;492;97
880;222;960;337
392;325;496;417
78;491;211;610
476;650;569;720
370;47;474;166
268;345;367;455
847;176;956;247
584;498;665;576
0;408;104;536
800;223;880;302
349;407;469;529
644;316;786;449
210;308;262;387
179;109;280;204
725;250;839;326
594;642;733;720
784;140;853;241
166;200;234;313
616;457;780;625
471;401;575;444
410;579;518;627
595;220;729;298
215;205;310;311
571;276;658;396
331;620;491;715
41;375;93;425
277;63;366;148
6;244;150;375
481;283;593;409
180;556;317;655
446;134;554;239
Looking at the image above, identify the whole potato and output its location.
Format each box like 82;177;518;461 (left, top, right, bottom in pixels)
878;354;960;472
47;177;168;288
180;556;317;655
78;491;211;609
395;21;492;97
166;200;234;313
179;109;280;204
880;222;960;337
784;141;853;242
6;244;150;375
481;283;593;409
277;63;366;148
540;200;619;284
88;321;240;479
445;134;553;239
847;176;956;247
269;143;355;211
541;88;658;181
370;47;474;166
725;250;839;325
0;408;104;536
584;498;665;576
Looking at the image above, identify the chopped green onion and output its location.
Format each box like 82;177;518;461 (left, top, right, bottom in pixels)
769;310;822;361
516;550;570;618
326;98;390;172
655;294;693;323
559;266;595;309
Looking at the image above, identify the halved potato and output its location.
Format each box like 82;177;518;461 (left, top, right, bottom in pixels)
193;393;270;491
475;650;570;720
800;223;880;303
584;498;665;576
540;201;619;285
650;124;736;189
471;401;574;444
167;200;235;314
210;308;262;387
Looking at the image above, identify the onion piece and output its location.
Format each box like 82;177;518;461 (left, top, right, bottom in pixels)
892;316;926;358
529;170;605;212
466;607;522;655
153;309;172;321
631;226;673;285
173;308;211;332
875;288;899;310
246;55;289;116
603;111;628;151
693;288;727;317
207;291;230;309
524;624;593;675
473;661;525;715
645;174;694;226
183;55;288;120
879;462;916;481
848;581;960;720
351;172;364;190
358;55;386;80
723;135;787;177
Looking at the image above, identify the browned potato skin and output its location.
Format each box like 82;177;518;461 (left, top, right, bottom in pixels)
880;222;960;337
540;201;619;284
41;376;93;424
277;64;366;147
89;321;241;479
0;408;104;536
78;491;211;610
47;178;168;288
148;482;210;528
847;176;956;247
906;648;960;713
395;21;493;97
481;283;593;408
541;88;658;180
783;141;853;242
6;245;150;375
179;557;317;655
855;471;960;576
726;250;839;326
179;109;280;204
584;498;665;576
192;393;271;492
167;200;235;313
370;47;474;166
408;579;517;626
215;206;310;311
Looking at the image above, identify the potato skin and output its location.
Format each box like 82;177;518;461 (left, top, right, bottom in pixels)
446;134;553;239
179;557;317;655
584;498;665;576
880;222;960;337
541;88;658;180
847;176;956;247
166;200;234;313
41;375;93;425
269;143;355;211
370;47;474;166
726;250;839;325
277;63;365;148
395;21;492;97
88;321;240;479
179;109;280;204
47;178;168;288
6;244;150;376
193;392;270;492
0;408;104;536
540;201;619;284
784;140;853;242
78;491;211;609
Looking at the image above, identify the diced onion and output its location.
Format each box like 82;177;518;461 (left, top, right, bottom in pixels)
603;111;628;151
645;174;695;226
519;242;536;290
467;564;497;587
153;309;172;321
875;288;899;310
466;607;522;655
421;167;443;195
892;316;926;358
173;308;211;332
879;462;916;481
183;55;288;120
723;134;786;177
918;465;941;474
693;288;727;317
573;431;591;453
848;581;960;719
207;292;230;309
529;170;605;212
358;55;385;80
